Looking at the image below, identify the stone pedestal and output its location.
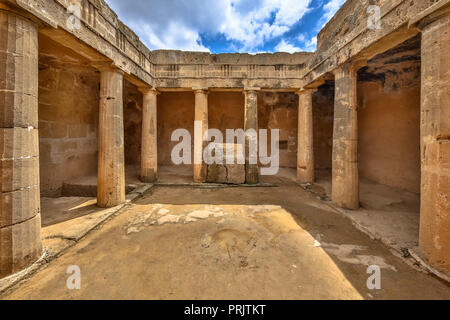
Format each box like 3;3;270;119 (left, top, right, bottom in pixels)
244;89;259;184
417;7;450;275
139;87;158;183
193;89;208;183
96;65;125;208
0;10;42;278
296;89;315;184
206;143;246;184
331;63;360;210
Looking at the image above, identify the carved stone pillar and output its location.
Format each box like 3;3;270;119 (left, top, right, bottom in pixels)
0;9;42;278
415;4;450;275
296;89;316;184
244;88;259;184
332;62;360;210
96;64;125;208
193;89;208;183
139;87;158;183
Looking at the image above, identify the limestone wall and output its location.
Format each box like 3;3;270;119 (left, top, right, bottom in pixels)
157;92;195;167
357;36;421;193
209;92;245;134
123;81;143;166
303;0;432;87
38;35;99;197
258;93;298;168
9;0;440;91
313;84;335;171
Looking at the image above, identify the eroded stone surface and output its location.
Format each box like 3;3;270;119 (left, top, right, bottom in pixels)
1;0;450;282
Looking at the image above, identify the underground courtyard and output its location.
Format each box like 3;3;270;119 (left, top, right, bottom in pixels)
0;0;449;300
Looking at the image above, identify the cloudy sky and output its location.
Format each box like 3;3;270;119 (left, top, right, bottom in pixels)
106;0;346;54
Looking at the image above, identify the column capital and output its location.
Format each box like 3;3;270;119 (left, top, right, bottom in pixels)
243;87;260;96
193;87;209;94
138;86;159;95
92;61;124;73
296;88;317;96
409;0;450;30
243;87;261;92
333;59;367;77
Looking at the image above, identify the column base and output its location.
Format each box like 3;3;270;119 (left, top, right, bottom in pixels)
245;164;259;184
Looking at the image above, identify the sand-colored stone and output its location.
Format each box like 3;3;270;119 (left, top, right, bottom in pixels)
193;89;208;183
331;62;360;210
0;214;42;279
418;8;450;275
1;0;450;282
244;89;259;184
0;9;41;279
296;89;315;184
97;66;125;208
139;87;158;183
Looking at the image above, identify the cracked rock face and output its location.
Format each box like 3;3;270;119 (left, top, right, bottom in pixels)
205;143;246;184
123;204;282;236
207;163;246;184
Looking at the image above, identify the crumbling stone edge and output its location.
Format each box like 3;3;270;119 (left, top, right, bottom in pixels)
154;182;277;188
297;183;450;284
0;184;155;297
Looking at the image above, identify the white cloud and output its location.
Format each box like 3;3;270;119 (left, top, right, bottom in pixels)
106;0;312;52
302;36;317;52
220;0;312;51
107;0;226;51
133;21;210;52
320;0;346;27
274;40;301;53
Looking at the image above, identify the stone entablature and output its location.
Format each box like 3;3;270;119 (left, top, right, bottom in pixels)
3;0;312;89
304;0;440;87
5;0;445;91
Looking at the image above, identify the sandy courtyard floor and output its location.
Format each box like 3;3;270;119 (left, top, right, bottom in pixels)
2;185;449;300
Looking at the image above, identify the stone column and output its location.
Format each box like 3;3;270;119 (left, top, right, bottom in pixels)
0;10;42;278
193;89;208;183
139;87;158;183
96;64;125;208
331;62;360;210
244;88;259;184
416;6;450;275
296;89;316;184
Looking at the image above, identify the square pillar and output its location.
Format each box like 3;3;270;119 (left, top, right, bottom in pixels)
416;5;450;275
95;64;125;208
139;87;159;183
332;62;360;210
244;88;259;184
296;89;316;184
193;89;208;183
0;10;42;278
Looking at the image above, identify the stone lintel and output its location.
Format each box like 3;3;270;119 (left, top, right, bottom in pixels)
92;61;125;74
409;0;450;29
138;86;159;95
0;2;54;28
192;87;209;94
333;59;367;76
296;88;317;96
243;87;261;92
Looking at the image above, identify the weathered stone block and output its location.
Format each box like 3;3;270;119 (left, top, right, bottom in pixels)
0;11;38;129
0;128;39;158
69;124;88;138
207;164;227;183
0;185;40;228
0;91;38;128
38;121;67;139
0;157;39;193
0;214;42;278
226;164;245;184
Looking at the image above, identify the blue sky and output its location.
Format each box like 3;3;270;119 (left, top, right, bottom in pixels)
106;0;346;54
